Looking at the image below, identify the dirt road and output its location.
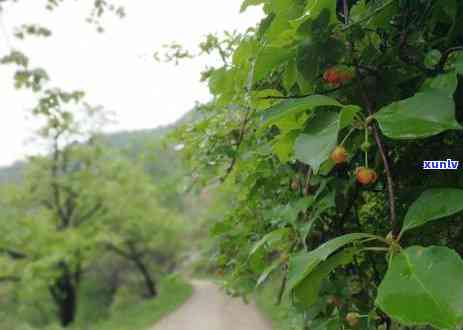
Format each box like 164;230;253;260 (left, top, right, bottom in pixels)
151;280;272;330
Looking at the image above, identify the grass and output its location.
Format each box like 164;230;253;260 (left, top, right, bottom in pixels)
254;275;303;330
72;275;193;330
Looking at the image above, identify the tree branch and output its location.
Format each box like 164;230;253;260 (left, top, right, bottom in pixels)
276;265;288;305
105;243;131;259
77;201;103;225
220;107;253;182
0;248;27;259
354;73;399;238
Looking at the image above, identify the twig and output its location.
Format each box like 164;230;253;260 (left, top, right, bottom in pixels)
342;0;349;25
354;73;399;238
276;265;288;305
220;54;257;182
220;107;253;182
260;82;352;100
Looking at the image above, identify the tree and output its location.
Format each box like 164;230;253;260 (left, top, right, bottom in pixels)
174;0;463;329
0;84;187;326
0;88;111;326
96;156;187;298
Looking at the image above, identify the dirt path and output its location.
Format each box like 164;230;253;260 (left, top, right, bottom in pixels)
151;280;272;330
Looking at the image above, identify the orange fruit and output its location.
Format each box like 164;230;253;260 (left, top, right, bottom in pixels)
331;146;348;164
346;312;361;327
356;167;378;185
324;67;354;87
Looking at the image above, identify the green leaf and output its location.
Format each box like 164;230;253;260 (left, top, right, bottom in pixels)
240;0;265;12
401;188;463;234
294;248;356;307
296;40;322;82
305;0;338;25
254;46;295;82
454;52;463;74
339;105;361;130
271;130;299;163
208;68;233;96
250;228;291;255
251;89;284;111
233;39;258;68
263;0;306;46
257;258;283;287
424;50;442;69
294;110;338;173
376;246;463;329
295;38;344;82
283;59;297;92
285;233;376;294
350;0;367;22
441;0;457;23
262;95;342;125
420;71;458;97
374;89;462;139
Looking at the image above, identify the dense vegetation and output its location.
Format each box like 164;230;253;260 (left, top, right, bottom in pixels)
0;2;198;329
172;0;463;329
0;100;193;329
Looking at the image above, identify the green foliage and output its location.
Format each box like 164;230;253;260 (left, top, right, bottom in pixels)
377;246;463;329
374;73;461;139
401;188;463;234
0;69;189;328
173;0;463;328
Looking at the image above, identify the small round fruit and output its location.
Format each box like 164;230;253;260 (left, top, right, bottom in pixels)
323;68;341;87
323;68;336;82
360;141;371;152
331;146;348;164
346;312;361;327
356;167;378;185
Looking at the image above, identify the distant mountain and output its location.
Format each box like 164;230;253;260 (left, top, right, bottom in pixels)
0;108;199;186
0;126;172;184
0;161;25;184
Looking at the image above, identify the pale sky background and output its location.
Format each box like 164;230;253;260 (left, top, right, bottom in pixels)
0;0;263;167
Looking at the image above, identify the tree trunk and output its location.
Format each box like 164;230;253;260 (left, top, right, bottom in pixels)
49;265;79;327
133;258;157;298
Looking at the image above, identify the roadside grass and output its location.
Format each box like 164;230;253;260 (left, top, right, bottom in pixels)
254;275;303;330
71;275;193;330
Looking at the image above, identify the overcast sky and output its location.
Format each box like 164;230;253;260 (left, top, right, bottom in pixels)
0;1;262;166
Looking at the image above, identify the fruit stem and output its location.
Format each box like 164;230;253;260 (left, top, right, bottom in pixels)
340;127;355;146
364;128;369;167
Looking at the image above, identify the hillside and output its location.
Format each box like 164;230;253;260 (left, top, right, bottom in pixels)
0;125;176;184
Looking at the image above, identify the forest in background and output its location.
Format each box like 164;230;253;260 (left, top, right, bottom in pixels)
0;111;210;329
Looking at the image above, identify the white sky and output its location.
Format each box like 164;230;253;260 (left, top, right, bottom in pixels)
0;0;262;167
